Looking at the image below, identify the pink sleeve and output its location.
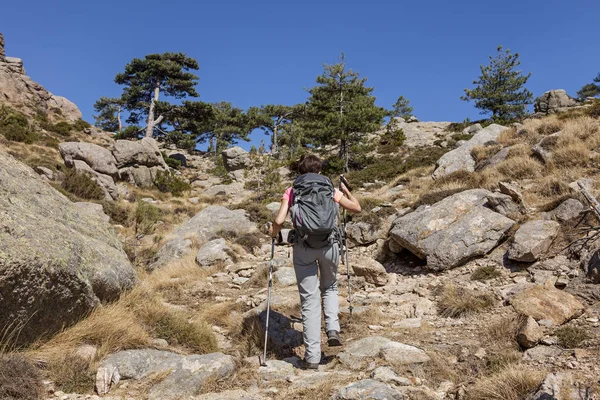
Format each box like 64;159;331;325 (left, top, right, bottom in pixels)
334;189;344;203
282;187;293;202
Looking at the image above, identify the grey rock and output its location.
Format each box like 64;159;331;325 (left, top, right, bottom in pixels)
393;318;422;329
99;349;236;400
352;257;388;286
370;366;413;386
517;316;544;349
72;160;118;200
119;165;159;188
534;90;578;115
202;183;245;198
258;360;295;382
5;57;25;74
508;220;560;262
581;242;600;283
543;199;584;223
532;131;561;163
527;373;562;400
389;189;515;270
499;181;524;204
464;123;483;134
480;146;510;170
59;142;118;176
273;267;297;286
376;119;453;148
34;166;54;180
266;201;280;214
0;149;136;344
196;238;233;267
523;345;562;362
432;124;507;178
332;379;404;400
74;202;110;223
347;221;380;245
337;336;391;369
222;146;251;171
112;138;167;169
380;342;430;365
149;237;192;270
95;365;120;396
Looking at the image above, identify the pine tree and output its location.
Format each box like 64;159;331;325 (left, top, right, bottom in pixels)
302;53;386;172
115;53;199;138
390;95;413;120
247;104;299;154
461;46;533;122
93;97;124;132
577;74;600;99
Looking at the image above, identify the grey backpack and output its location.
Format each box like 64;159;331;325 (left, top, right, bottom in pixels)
290;173;338;248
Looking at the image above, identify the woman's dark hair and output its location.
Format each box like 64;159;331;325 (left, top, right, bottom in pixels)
298;154;322;174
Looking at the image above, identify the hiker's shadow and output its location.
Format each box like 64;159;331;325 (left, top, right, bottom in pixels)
244;308;303;358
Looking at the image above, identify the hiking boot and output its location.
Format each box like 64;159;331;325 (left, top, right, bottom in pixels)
299;359;319;370
327;330;342;347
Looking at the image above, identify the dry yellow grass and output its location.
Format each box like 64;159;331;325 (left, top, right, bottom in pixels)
466;365;544;400
471;144;503;164
436;284;496;318
495;155;543;180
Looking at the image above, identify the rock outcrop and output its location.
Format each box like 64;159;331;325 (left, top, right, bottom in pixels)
376;118;453;148
222;146;251;181
389;189;515;270
534;89;578;115
510;286;585;326
0;148;136;344
508;220;561;262
0;33;82;121
432;124;507;178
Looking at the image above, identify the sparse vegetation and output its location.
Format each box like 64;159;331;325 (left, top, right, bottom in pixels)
471;265;502;281
47;353;93;393
436;284;496;318
466;365;544;400
555;325;590;348
0;353;44;399
0;105;37;143
60;169;105;200
154;170;191;196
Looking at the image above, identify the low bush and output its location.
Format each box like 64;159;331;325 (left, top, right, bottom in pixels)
154;170;191;196
471;266;502;281
47;353;93;393
164;156;182;169
436;284;495;318
114;125;142;140
0;106;37;143
232;199;274;227
73;119;91;131
235;233;262;253
555;325;590;348
45;121;73;137
100;200;132;226
451;133;473;141
0;354;43;399
61;169;105;200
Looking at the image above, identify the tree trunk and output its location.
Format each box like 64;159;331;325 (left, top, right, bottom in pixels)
145;82;161;138
272;124;278;155
117;105;122;132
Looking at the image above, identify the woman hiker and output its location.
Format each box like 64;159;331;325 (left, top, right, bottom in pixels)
270;154;361;369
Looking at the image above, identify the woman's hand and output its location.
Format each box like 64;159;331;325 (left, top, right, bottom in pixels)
340;182;351;197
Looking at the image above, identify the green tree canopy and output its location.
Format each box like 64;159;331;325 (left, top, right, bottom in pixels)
115;52;199;138
461;46;533;122
390;95;413;120
92;97;124;132
247;104;303;154
577;73;600;99
301;53;386;172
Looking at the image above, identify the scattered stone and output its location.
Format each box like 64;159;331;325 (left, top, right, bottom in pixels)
432;124;507;178
499;181;524;204
393;318;422;329
202;182;246;198
337;336;391;369
510;286;585;325
258;360;295;382
508;220;560;262
95;365;120;396
149;237;192;270
370;366;414;386
543;198;584;223
347;221;380;245
352;257;388;286
332;379;404;400
523;345;562;362
517;316;544;349
380;342;430;365
196;238;233;267
34;166;54;180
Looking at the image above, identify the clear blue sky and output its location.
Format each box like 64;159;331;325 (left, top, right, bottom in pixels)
1;0;599;149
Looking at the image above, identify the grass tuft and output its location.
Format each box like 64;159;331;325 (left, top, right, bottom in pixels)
471;266;502;281
555;325;590;349
0;353;44;399
436;284;495;318
466;365;544;400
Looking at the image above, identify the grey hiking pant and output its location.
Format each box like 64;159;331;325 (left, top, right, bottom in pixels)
293;242;340;364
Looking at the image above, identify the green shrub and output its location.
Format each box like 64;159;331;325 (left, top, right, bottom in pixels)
100;200;132;226
451;133;473;141
164;156;182;169
586;99;600;118
0;354;43;399
154;170;190;196
114;125;142;139
232;199;274;227
555;325;590;348
73;119;91;131
134;200;160;237
208;157;233;185
61;169;105;200
0;106;36;143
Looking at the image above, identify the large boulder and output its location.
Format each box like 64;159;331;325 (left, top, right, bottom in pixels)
332;379;404;400
0;149;136;344
389;189;515;270
59;142;119;176
221;146;251;171
112;138;167;169
352;257;388;286
510;286;585;326
346;221;380;245
99;350;236;400
534;89;578;115
119;165;162;188
432;124;507;178
377;118;453;148
149;206;256;270
195;238;233;267
508;220;561;262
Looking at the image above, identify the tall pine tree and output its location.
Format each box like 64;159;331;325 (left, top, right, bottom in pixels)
247;104;303;154
115;53;199;138
577;73;600;99
302;53;385;172
461;46;533;122
93;97;124;132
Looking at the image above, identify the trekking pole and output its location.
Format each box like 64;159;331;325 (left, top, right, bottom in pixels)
340;175;353;319
261;237;275;367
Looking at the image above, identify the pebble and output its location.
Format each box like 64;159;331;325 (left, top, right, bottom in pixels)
368;325;384;331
